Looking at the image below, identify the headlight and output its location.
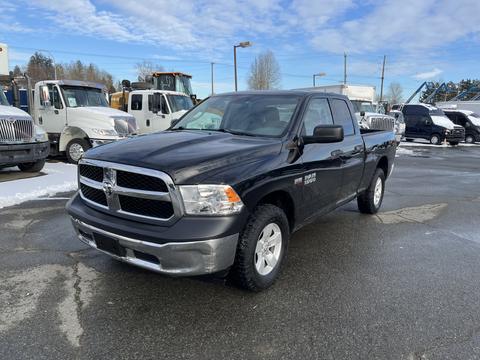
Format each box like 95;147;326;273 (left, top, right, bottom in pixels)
179;185;244;215
90;128;118;137
445;129;451;134
34;125;48;142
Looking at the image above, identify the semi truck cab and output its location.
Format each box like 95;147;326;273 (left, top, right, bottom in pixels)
33;80;138;163
0;90;49;171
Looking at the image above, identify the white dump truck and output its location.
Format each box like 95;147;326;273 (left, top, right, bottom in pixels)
301;84;403;142
33;80;138;163
127;89;194;134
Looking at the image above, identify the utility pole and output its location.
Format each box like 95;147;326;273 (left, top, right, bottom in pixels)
343;52;347;85
211;62;214;95
380;55;386;102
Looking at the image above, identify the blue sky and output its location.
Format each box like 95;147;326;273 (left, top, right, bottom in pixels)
1;0;479;99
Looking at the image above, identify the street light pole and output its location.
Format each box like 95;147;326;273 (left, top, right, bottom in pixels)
233;41;252;92
313;72;326;87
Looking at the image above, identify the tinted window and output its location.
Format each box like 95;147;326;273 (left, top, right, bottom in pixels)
131;94;142;111
302;98;333;135
403;105;426;116
330;98;355;135
173;95;301;137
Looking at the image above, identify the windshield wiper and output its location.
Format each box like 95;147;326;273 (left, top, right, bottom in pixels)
209;128;257;136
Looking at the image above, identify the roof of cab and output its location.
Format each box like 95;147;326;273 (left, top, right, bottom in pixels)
130;89;188;96
215;89;347;98
35;79;105;89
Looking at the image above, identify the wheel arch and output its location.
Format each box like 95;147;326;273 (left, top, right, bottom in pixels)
254;190;296;232
59;126;89;152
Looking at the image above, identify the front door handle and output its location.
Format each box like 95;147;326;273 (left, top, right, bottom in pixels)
54;109;59;114
331;149;343;158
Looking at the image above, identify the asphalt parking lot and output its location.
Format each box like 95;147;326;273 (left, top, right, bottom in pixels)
1;145;480;360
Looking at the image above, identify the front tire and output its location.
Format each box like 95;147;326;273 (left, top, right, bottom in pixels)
18;159;46;172
230;204;289;292
448;141;459;146
66;139;91;164
430;134;442;145
357;168;385;214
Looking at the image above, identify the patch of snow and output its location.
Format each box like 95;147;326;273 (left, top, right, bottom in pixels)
400;141;479;148
395;147;415;157
0;162;77;209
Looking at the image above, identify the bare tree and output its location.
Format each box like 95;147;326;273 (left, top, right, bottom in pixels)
386;82;404;104
247;50;281;90
135;60;165;81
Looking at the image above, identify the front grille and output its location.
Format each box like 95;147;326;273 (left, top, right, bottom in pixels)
77;159;179;224
119;195;174;218
369;117;395;131
79;164;104;182
80;183;108;206
117;170;168;192
114;118;137;136
0;118;33;143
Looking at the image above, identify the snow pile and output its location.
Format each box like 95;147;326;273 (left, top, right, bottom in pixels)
395;147;415;157
0;162;77;209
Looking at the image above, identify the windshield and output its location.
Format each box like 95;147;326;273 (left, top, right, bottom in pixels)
351;100;376;113
176;76;193;95
172;94;301;137
61;86;108;107
167;95;194;113
0;90;9;106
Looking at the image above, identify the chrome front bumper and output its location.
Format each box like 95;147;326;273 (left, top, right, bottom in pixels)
71;217;238;276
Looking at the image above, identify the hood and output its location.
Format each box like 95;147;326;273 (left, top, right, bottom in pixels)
431;115;455;130
85;130;282;184
68;106;134;119
468;115;480;127
0;105;32;120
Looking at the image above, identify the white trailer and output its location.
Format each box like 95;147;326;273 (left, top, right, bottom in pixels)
0;43;8;76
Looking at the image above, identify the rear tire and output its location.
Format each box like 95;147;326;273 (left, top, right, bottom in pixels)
465;135;475;144
66;139;91;164
18;159;46;172
430;134;442;145
357;168;385;214
230;204;289;292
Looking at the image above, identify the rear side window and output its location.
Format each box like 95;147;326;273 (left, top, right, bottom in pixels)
330;99;355;136
131;94;142;111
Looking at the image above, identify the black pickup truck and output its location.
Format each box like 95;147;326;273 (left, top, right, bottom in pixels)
67;90;396;291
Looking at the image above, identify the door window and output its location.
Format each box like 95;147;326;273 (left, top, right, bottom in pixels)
52;86;62;109
131;94;142;111
330;98;355;136
301;98;333;135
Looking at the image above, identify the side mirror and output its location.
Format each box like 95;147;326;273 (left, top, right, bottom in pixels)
152;93;162;114
170;118;180;127
425;120;431;125
39;85;51;107
303;125;344;144
121;79;131;89
360;111;366;117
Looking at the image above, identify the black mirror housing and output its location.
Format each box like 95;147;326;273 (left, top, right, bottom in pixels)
360;111;366;117
303;125;344;144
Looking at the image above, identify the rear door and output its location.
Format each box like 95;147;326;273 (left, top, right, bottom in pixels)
329;98;365;202
299;97;343;217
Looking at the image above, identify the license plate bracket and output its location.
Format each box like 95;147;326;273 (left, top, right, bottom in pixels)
94;233;126;257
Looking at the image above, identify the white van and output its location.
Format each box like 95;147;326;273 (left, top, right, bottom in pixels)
127;90;194;134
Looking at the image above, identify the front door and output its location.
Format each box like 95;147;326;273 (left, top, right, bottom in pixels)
299;97;343;220
329;98;365;202
148;94;173;132
37;84;67;133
